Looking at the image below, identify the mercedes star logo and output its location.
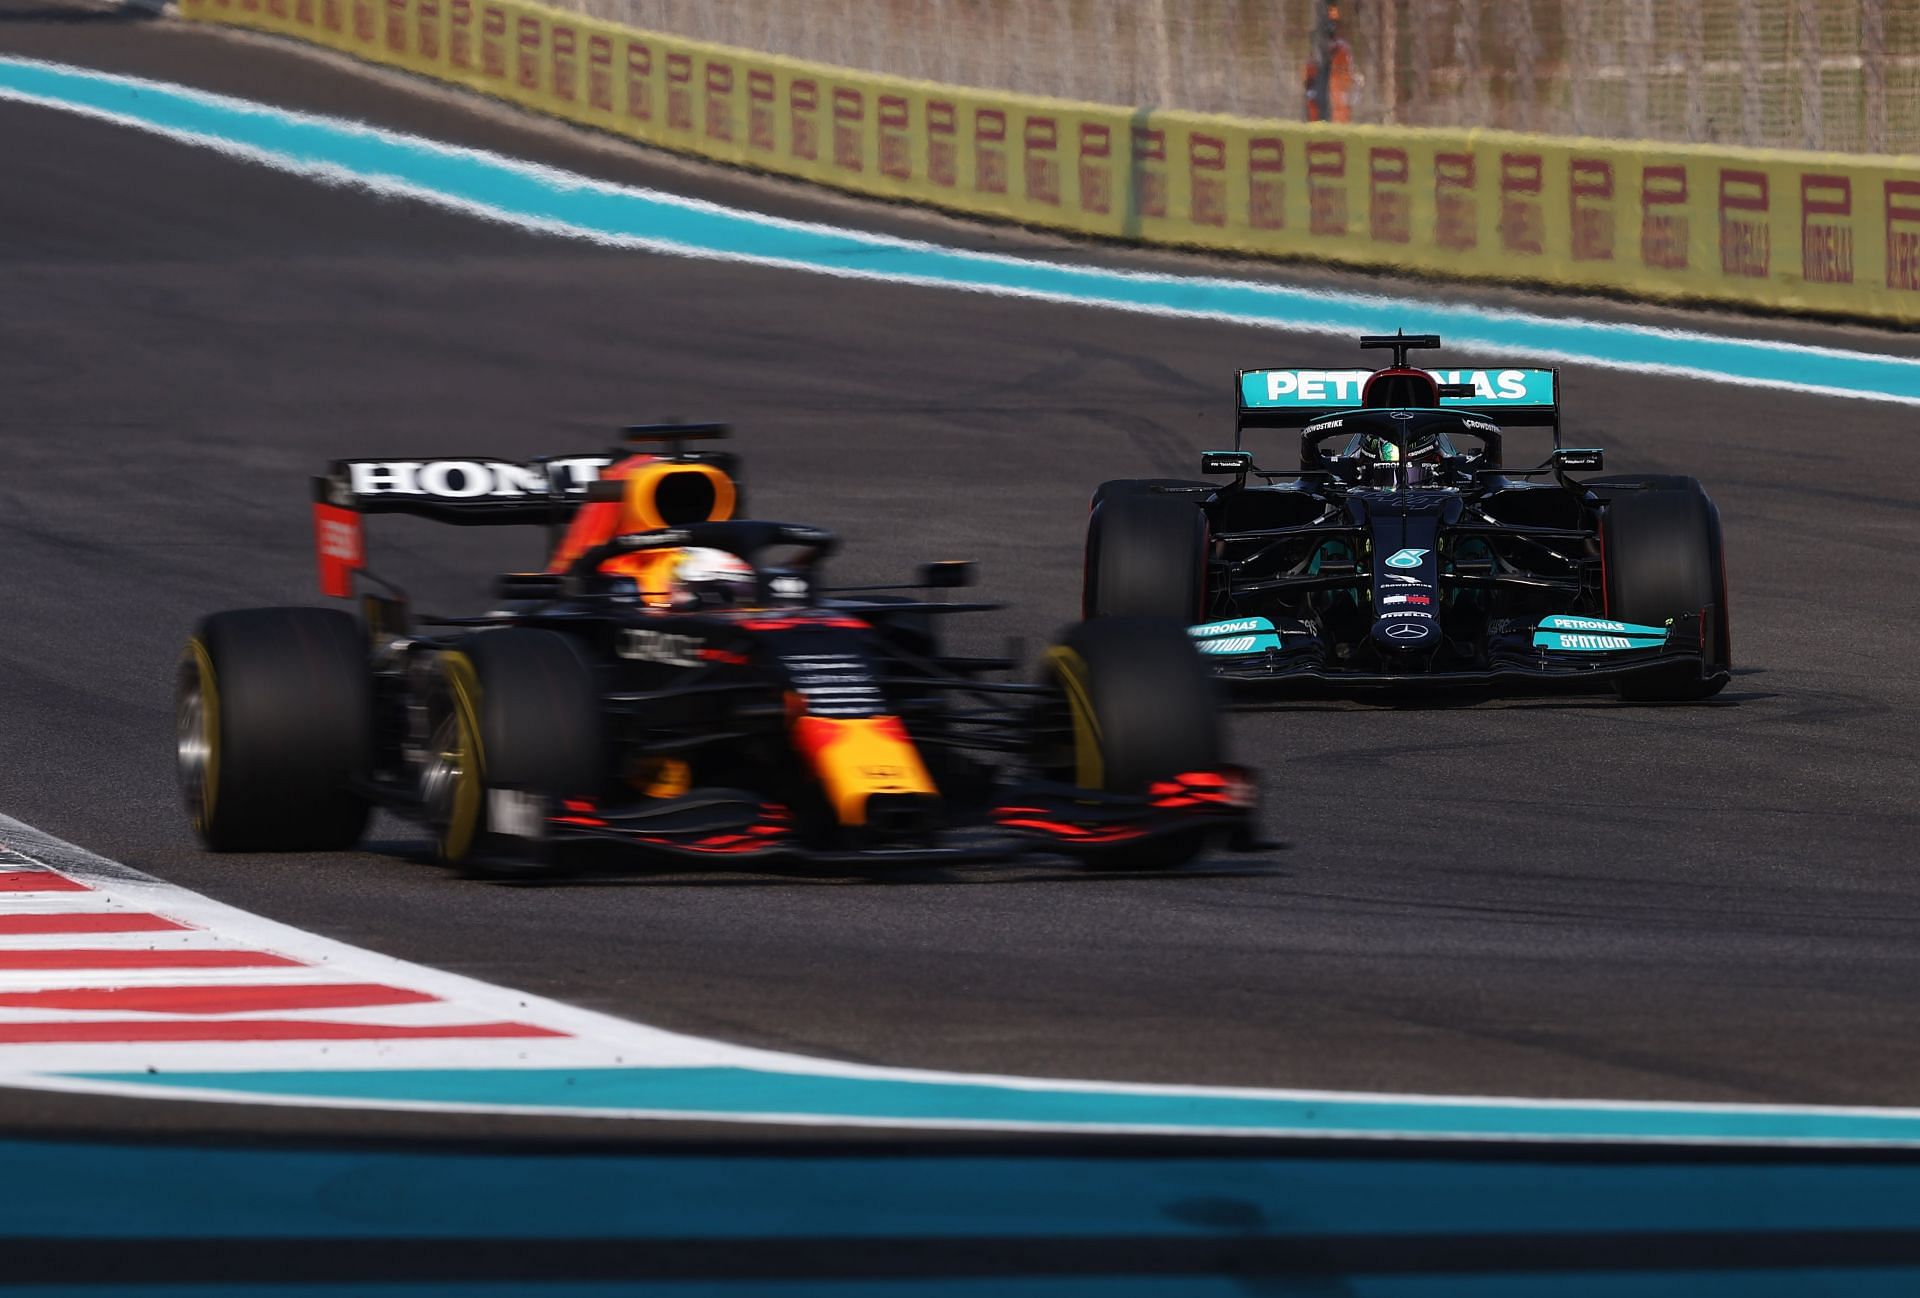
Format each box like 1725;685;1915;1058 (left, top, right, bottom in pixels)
1384;623;1430;640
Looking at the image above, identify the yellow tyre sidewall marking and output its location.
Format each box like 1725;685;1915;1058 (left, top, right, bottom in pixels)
437;651;486;863
183;637;221;834
1043;645;1104;791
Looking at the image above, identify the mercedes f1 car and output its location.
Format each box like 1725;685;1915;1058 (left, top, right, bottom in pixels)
1083;333;1731;701
177;426;1256;873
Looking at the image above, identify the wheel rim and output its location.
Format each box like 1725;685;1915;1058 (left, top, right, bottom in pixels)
176;642;219;833
422;654;484;862
1040;645;1104;790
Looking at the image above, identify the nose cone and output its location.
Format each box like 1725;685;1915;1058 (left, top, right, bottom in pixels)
1372;613;1440;652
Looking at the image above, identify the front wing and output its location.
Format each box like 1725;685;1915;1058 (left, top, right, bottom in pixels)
511;769;1260;867
1203;615;1724;695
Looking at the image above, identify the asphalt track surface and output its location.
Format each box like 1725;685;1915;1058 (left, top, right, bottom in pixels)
3;1;1920;1142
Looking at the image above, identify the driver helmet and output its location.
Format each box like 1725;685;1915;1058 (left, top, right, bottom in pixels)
1358;427;1446;485
667;547;757;611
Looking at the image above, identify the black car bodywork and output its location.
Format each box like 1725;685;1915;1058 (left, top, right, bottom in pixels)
1083;334;1732;701
179;428;1256;873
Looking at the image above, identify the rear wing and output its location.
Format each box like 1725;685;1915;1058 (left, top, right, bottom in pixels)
1235;367;1561;439
310;424;736;598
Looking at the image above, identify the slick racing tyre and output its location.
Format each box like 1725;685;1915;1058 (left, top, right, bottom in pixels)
1600;480;1731;702
1043;617;1223;869
1083;491;1210;621
178;607;371;852
424;629;605;873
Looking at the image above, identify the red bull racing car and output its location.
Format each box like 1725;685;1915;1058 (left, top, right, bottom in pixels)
177;426;1257;874
1083;333;1731;701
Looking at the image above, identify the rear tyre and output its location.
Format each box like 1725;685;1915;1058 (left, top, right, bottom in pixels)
178;607;371;852
1083;492;1210;620
423;629;606;874
1602;484;1731;702
1044;617;1223;868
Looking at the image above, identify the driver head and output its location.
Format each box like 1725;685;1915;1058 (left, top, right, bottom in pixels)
668;547;757;611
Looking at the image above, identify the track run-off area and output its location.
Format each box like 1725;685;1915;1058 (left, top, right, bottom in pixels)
4;0;1920;1179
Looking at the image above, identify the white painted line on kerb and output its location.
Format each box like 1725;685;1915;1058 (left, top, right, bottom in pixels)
4;813;1920;1145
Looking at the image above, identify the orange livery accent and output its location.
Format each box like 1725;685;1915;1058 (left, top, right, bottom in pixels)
545;454;737;600
790;714;936;826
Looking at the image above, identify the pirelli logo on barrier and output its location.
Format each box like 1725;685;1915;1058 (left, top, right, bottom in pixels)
832;87;864;173
1801;174;1853;285
879;96;911;180
1079;123;1112;215
1026;116;1061;206
320;0;341;35
1132;127;1167;219
1640;164;1689;270
1500;153;1544;254
975;109;1007;195
351;0;373;45
445;0;468;68
1719;169;1770;278
1369;147;1409;244
790;80;819;162
624;40;651;122
548;26;577;106
295;0;314;30
926;100;957;187
1434;152;1475;250
665;51;692;131
381;0;405;56
1248;136;1284;231
704;61;733;143
586;34;612;114
515;15;541;94
1570;158;1615;262
1884;181;1920;292
1189;133;1225;226
747;69;775;152
1307;141;1345;237
479;4;506;81
414;0;439;64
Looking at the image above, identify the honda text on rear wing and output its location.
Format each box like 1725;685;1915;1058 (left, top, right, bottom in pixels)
310;423;736;598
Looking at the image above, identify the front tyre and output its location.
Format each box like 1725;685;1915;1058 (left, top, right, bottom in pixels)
1083;492;1210;621
178;608;371;852
423;629;605;873
1601;483;1731;702
1044;616;1224;868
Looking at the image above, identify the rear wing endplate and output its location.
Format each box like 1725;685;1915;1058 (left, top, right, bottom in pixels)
310;454;616;597
1235;367;1561;439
